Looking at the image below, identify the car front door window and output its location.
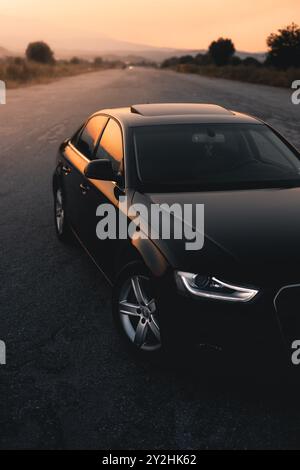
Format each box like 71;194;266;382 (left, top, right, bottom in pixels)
76;115;108;159
95;118;124;172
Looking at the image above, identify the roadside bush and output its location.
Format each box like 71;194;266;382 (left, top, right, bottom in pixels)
26;41;55;64
208;38;235;66
177;63;200;74
243;57;262;67
70;56;81;65
194;53;212;66
13;57;25;66
5;62;34;82
266;23;300;69
0;55;123;88
230;56;242;66
173;62;299;87
178;55;195;65
161;57;180;68
94;57;103;67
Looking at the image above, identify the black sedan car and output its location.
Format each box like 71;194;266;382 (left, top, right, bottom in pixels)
53;103;300;368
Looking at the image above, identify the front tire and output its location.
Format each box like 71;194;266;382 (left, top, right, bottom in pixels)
112;263;162;357
54;187;72;243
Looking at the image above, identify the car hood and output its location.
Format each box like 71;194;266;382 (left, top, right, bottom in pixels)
133;187;300;286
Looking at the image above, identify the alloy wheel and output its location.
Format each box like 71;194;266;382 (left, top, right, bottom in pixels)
55;189;64;235
118;275;161;351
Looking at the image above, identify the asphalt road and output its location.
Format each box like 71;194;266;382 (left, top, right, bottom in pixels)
1;67;300;449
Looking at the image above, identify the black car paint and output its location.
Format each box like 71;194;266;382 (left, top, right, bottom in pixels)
53;104;300;366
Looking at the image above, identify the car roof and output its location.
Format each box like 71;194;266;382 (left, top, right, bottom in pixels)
97;103;261;127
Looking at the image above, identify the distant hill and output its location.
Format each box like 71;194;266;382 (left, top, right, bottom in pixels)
56;47;266;64
234;51;266;62
153;49;266;63
21;34;264;63
0;46;14;58
55;47;183;63
0;33;266;64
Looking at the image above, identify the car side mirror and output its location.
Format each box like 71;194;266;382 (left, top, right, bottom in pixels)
84;159;115;181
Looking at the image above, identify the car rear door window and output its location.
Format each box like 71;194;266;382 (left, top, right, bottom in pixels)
76;115;108;159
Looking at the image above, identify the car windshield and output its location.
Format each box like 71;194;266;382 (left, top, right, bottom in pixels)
133;123;300;190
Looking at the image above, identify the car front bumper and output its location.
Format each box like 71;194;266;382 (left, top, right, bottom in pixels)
156;275;300;373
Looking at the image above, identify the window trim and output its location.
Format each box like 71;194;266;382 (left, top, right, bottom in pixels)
70;124;84;147
92;116;109;160
73;114;109;160
68;114;126;190
93;116;125;187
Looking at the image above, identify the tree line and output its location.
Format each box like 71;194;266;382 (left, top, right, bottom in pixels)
161;23;300;70
22;42;125;69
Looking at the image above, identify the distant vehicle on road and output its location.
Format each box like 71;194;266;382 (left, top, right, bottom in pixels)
53;103;300;368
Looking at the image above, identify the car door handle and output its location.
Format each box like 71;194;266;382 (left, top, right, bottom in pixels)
62;165;71;175
79;183;90;195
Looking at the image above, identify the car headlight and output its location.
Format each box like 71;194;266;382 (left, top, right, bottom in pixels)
175;271;258;302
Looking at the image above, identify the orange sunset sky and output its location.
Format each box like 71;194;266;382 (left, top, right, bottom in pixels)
1;0;300;52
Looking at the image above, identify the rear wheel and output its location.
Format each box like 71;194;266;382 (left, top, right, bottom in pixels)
112;264;162;356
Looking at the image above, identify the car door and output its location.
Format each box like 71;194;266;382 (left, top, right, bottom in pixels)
81;118;125;278
61;115;108;238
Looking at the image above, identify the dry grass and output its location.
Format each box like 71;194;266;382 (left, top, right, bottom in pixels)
0;59;120;88
173;63;300;88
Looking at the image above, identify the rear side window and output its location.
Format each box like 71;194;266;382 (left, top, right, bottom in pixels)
75;115;108;159
95;118;123;171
